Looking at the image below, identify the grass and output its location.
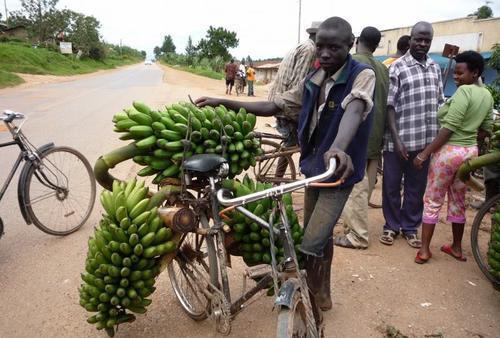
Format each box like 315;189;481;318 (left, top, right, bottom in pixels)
0;70;24;88
0;41;142;88
162;61;224;80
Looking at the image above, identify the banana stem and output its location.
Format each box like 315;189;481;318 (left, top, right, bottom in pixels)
94;143;145;191
457;151;500;182
147;185;182;210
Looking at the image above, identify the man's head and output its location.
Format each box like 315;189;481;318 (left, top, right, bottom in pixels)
241;59;245;65
230;59;234;63
409;21;433;61
356;26;381;53
396;35;410;55
316;17;354;75
306;21;321;42
453;51;484;87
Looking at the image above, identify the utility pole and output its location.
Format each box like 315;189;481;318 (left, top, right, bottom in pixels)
297;0;302;44
4;0;8;22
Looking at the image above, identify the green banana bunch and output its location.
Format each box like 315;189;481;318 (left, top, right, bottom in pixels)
112;101;263;183
221;174;304;267
79;179;177;336
488;203;500;290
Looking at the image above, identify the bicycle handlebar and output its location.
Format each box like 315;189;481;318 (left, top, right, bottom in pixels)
1;110;25;122
217;158;340;207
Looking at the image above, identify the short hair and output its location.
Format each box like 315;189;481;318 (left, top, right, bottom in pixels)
318;16;353;44
359;26;381;52
411;21;433;36
396;35;410;53
454;51;485;76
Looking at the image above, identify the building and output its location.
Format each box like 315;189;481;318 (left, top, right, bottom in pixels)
254;62;280;84
375;16;499;56
0;25;28;41
371;16;499;96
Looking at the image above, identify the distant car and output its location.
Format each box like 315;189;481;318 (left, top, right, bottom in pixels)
144;60;152;65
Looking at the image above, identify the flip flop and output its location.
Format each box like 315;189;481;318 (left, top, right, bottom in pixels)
440;244;467;262
415;251;432;264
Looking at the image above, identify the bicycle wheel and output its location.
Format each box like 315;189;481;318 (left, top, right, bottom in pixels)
254;139;297;184
23;146;96;235
276;291;309;338
168;232;211;320
471;193;500;285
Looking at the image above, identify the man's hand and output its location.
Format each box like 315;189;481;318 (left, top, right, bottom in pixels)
323;148;353;182
394;137;408;161
194;97;221;108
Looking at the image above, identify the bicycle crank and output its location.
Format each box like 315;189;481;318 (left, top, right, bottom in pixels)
211;292;231;335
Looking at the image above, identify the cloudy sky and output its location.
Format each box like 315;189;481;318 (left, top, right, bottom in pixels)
4;0;499;59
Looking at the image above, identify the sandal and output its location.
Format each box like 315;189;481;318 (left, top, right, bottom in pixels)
440;244;467;262
402;233;422;248
379;230;397;245
415;251;432;264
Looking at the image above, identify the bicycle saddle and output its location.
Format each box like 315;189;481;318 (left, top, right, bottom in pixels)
183;154;227;174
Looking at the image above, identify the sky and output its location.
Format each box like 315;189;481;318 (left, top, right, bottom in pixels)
3;0;500;60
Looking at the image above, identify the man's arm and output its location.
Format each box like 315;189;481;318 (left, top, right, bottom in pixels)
324;69;376;181
195;97;280;117
387;105;408;160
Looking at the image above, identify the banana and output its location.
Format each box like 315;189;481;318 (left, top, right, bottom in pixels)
129;198;150;219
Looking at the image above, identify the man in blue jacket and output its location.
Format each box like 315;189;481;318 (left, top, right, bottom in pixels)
196;16;375;322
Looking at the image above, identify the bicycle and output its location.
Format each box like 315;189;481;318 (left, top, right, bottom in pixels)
470;193;500;290
253;131;300;184
162;153;339;337
0;110;96;238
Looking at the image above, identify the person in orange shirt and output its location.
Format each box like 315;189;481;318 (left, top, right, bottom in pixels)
383;35;410;67
246;64;256;96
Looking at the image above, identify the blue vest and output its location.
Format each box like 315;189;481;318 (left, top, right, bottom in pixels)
297;56;374;187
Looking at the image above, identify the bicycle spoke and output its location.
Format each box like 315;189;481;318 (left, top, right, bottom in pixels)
27;190;57;205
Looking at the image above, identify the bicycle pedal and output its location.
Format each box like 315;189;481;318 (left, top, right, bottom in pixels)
244;264;272;280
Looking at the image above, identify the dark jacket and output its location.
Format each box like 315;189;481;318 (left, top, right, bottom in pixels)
297;55;374;187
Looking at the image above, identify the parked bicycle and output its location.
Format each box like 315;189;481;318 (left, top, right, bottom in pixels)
163;153;339;337
253;131;300;184
0;110;96;239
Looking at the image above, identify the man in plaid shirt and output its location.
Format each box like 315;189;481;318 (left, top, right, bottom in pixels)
380;21;444;248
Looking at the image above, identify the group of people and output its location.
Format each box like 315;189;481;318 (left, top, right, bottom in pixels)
197;15;494;328
224;59;256;96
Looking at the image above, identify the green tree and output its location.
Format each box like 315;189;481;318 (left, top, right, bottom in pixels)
14;0;59;42
196;26;238;60
153;46;161;59
161;35;176;54
185;35;196;65
141;50;146;58
474;5;493;19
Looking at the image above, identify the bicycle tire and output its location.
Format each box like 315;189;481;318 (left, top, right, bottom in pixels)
23;146;96;236
168;232;211;321
276;291;310;338
254;139;297;184
470;193;500;285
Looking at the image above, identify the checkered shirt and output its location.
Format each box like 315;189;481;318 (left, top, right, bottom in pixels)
384;51;444;152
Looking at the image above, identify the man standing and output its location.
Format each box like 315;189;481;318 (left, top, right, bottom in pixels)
197;17;376;321
224;59;238;95
246;63;256;96
379;22;444;248
335;26;389;249
268;22;319;170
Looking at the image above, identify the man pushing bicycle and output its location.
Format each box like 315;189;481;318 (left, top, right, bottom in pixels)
196;16;375;328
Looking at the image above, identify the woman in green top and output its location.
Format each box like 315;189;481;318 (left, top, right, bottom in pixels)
413;51;493;264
